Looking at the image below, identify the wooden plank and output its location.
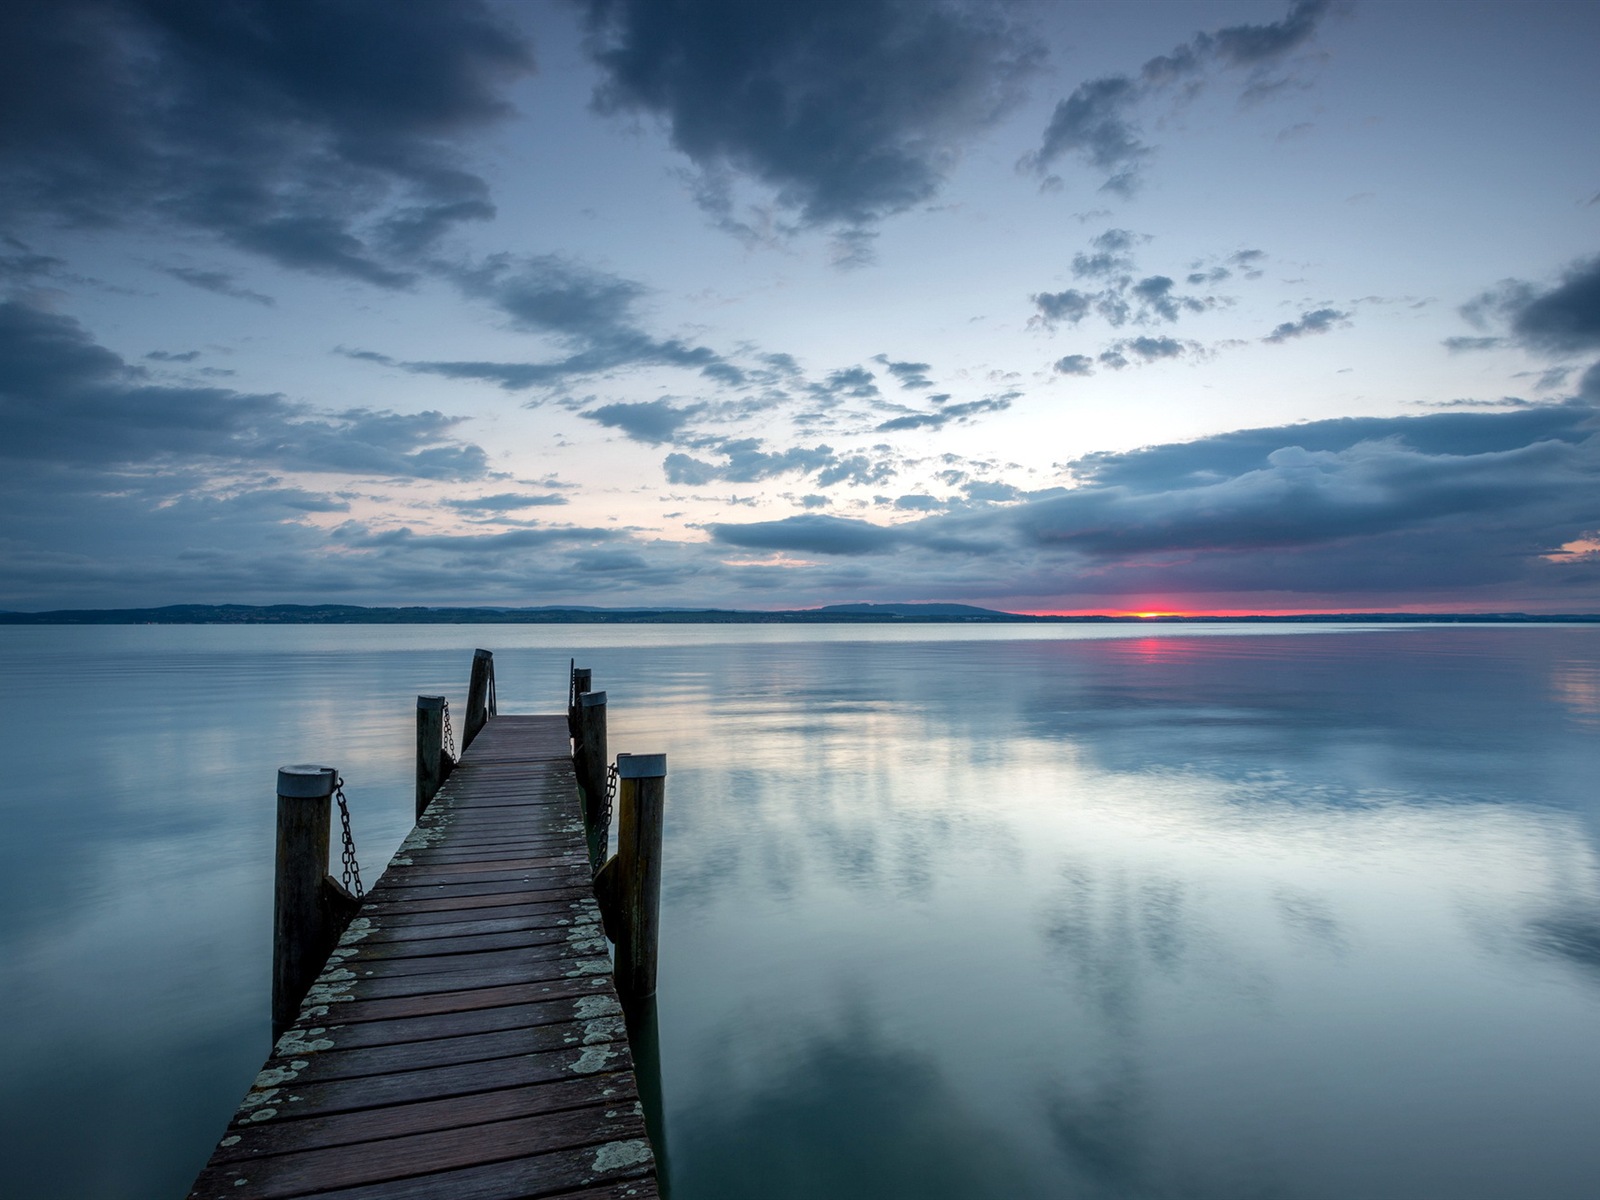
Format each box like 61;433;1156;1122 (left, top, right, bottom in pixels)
209;1076;638;1162
190;707;658;1200
195;1103;649;1199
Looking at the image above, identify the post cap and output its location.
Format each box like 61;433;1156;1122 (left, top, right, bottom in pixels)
277;764;337;798
616;753;666;779
473;648;493;660
417;694;446;710
580;690;607;708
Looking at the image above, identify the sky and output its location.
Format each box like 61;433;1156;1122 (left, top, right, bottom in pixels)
3;0;1599;615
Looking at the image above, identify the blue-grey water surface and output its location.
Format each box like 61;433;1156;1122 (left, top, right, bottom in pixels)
3;623;1598;1199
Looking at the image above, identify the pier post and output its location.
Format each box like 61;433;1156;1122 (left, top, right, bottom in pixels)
464;648;494;750
574;690;609;870
568;665;592;739
273;765;360;1039
416;695;446;820
614;752;667;1000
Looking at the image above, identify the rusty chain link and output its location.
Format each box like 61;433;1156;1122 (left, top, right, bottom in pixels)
333;774;364;899
441;698;457;763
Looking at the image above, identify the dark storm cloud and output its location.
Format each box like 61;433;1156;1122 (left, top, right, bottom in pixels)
160;266;274;306
1011;409;1600;572
1263;307;1348;343
706;400;1600;604
1464;256;1600;355
709;514;903;556
581;398;703;444
0;0;532;283
578;0;1042;238
0;299;487;479
1028;2;1329;192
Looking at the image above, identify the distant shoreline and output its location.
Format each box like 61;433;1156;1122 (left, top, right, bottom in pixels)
1;603;1596;626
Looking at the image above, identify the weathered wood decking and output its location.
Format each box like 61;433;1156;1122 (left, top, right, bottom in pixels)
189;715;660;1200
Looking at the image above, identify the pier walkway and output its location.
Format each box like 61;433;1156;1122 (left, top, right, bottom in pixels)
188;714;661;1200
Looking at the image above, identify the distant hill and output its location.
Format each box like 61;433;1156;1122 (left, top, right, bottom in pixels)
0;603;1595;625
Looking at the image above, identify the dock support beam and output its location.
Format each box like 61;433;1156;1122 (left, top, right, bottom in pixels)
416;695;446;820
464;648;494;751
574;690;609;871
273;765;361;1039
612;752;666;1000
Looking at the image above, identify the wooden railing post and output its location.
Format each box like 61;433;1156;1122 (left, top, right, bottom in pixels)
613;752;666;1000
464;648;494;750
273;765;360;1039
416;695;445;820
574;690;608;870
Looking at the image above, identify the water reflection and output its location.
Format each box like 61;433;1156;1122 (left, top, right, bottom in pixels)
670;1004;1037;1200
5;625;1600;1199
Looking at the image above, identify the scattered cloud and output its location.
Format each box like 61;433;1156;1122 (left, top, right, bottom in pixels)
160;266;274;306
347;254;734;393
1054;354;1095;376
1263;307;1349;343
1071;229;1142;278
1099;335;1191;367
581;398;704;444
1034;235;1227;332
0;298;488;479
872;355;935;390
875;393;1015;432
1443;335;1504;353
443;492;569;513
1026;1;1331;192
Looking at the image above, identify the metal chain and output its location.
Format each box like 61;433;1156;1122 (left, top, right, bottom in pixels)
488;669;497;718
441;698;457;762
334;774;364;899
603;760;618;838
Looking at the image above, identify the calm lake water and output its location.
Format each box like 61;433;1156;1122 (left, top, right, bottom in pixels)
3;623;1599;1199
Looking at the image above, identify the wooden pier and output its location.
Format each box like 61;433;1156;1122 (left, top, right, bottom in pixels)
188;657;662;1200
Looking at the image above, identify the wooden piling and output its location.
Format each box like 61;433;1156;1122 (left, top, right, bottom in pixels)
574;690;609;870
614;752;667;1000
415;694;445;820
464;648;494;750
272;765;361;1039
